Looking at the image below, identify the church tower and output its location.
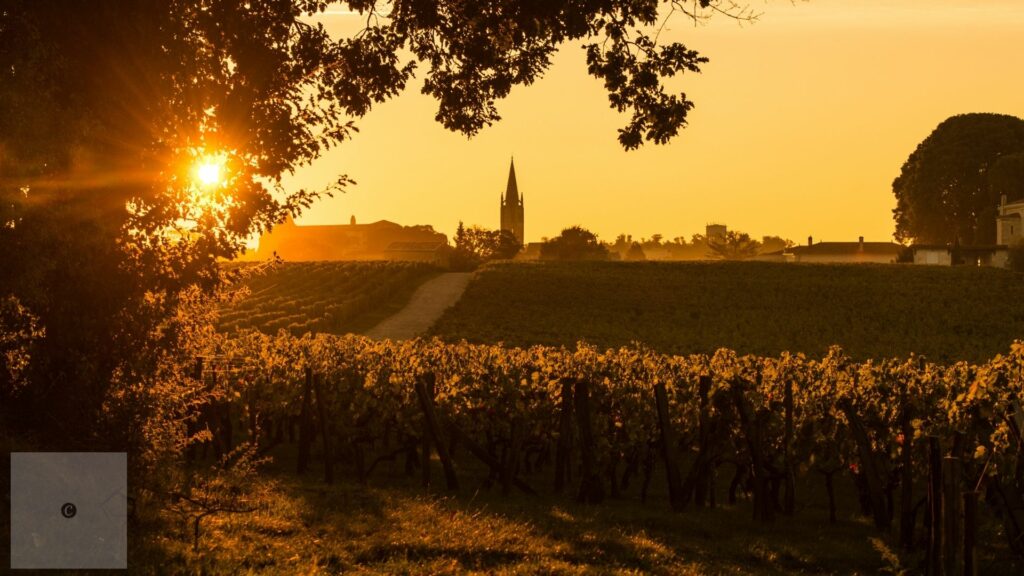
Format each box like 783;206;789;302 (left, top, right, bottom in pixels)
500;158;525;244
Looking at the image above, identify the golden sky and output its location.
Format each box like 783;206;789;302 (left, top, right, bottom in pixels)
281;0;1024;245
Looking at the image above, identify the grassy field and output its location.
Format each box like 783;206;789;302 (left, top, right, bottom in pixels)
430;261;1024;362
219;261;439;336
129;444;1017;575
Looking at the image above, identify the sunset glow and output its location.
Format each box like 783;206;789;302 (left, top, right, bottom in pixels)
291;0;1024;244
193;154;226;189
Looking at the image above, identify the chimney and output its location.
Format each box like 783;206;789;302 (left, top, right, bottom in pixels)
859;236;864;250
1002;194;1008;207
808;235;813;246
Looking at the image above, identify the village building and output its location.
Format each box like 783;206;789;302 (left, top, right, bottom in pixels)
705;223;727;246
911;244;1008;267
767;236;904;264
255;215;448;263
383;241;451;267
997;193;1024;246
500;158;525;245
909;193;1021;267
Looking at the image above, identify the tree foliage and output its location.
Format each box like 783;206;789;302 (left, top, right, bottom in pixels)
541;226;610;261
624;242;647;261
708;231;761;260
990;152;1024;203
760;235;793;254
892;113;1024;245
453;222;522;269
0;0;740;441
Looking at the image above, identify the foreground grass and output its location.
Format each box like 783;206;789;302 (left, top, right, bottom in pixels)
431;261;1024;362
141;475;889;575
132;438;1024;576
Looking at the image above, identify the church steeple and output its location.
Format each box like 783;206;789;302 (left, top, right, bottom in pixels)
505;158;519;204
500;157;525;245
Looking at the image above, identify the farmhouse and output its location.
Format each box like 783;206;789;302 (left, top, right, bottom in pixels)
998;193;1024;246
766;236;903;264
255;215;448;262
909;193;1021;267
383;241;451;267
911;244;1008;267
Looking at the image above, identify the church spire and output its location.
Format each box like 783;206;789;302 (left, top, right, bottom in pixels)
505;157;519;205
499;156;525;245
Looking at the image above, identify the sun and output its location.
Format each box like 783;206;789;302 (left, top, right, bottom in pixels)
192;154;227;189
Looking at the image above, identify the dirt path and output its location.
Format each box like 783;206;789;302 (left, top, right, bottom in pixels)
363;272;473;340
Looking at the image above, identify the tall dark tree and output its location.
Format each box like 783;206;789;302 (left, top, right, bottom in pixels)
892;113;1024;245
624;242;647;261
708;231;761;260
454;225;522;263
541;226;609;261
990;152;1024;204
0;0;743;441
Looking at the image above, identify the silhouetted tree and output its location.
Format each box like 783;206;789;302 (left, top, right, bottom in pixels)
541;226;609;261
760;235;794;254
893;113;1024;245
990;152;1024;203
453;224;522;269
709;231;761;260
624;242;647;261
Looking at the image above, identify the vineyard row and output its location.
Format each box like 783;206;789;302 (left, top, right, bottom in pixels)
190;332;1024;573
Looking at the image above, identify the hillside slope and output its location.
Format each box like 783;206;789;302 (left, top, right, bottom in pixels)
220;261;439;336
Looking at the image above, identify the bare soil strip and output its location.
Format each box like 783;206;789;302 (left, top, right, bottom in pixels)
363;272;473;340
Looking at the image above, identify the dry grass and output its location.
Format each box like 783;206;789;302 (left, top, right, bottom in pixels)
131;453;911;575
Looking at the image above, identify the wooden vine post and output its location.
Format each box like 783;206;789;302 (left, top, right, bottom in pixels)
654;381;685;512
962;490;978;576
415;373;459;491
554;377;574;494
312;372;334;484
683;375;713;508
296;366;314;475
926;436;942;576
783;377;795;516
574;379;604;504
943;455;963;576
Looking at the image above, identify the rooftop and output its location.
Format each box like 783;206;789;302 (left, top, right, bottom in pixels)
767;241;904;256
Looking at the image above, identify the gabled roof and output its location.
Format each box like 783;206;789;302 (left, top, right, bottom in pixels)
766;241;904;257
